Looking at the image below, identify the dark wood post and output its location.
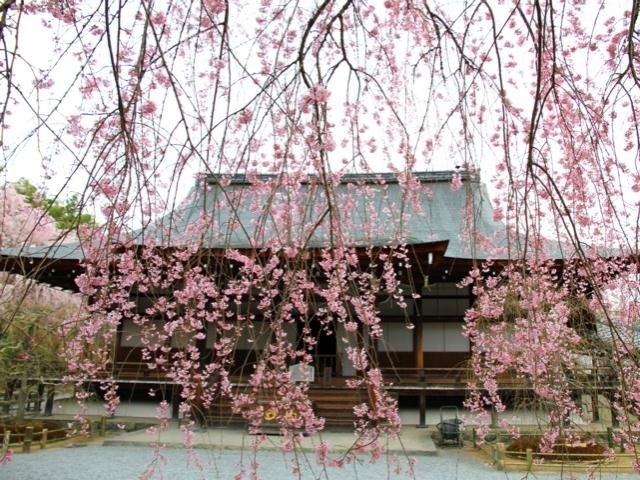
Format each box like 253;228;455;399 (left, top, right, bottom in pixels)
413;290;424;375
414;318;424;371
418;390;427;428
3;381;14;414
36;383;45;413
490;405;499;428
414;283;427;428
171;384;180;420
44;384;55;416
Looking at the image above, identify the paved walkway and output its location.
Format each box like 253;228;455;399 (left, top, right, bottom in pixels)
2;444;637;480
103;422;438;456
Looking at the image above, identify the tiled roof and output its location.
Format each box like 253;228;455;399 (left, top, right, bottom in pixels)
0;171;526;261
140;170;505;258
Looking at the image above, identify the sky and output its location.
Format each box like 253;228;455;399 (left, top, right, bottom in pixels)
0;0;636;244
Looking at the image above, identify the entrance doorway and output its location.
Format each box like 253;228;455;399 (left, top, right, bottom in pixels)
309;320;337;377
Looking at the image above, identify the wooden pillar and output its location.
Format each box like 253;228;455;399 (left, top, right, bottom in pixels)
3;381;14;414
413;292;424;374
98;416;107;436
495;442;506;470
597;394;613;427
490;405;499;428
2;431;10;452
418;390;427;428
36;383;45;413
413;318;424;371
414;288;427;428
43;385;55;417
23;426;33;453
171;385;180;420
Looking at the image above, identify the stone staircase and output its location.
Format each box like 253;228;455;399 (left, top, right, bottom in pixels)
205;388;367;427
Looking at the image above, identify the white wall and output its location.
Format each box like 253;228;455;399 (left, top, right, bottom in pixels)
377;322;413;352
423;322;469;352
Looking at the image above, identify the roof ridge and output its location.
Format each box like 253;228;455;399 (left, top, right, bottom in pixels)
203;170;477;186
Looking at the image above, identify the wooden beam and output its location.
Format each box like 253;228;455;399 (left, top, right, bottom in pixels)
413;318;424;370
413;294;424;372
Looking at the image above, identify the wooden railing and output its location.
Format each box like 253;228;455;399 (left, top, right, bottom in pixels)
78;362;623;393
381;366;621;390
1;426;69;453
1;417;112;455
381;366;471;382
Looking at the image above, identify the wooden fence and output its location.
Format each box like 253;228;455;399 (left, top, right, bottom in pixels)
471;427;640;472
1;417;108;454
485;441;638;471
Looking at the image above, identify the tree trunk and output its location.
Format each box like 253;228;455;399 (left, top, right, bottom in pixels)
15;369;28;422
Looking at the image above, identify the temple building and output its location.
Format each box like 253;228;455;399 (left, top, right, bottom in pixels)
0;171;524;424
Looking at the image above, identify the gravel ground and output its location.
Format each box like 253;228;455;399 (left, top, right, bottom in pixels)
0;445;637;480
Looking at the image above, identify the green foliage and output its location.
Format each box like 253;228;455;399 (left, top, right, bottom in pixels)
0;300;71;379
15;178;95;231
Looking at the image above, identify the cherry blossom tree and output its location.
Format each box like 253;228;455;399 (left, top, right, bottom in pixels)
0;183;59;249
0;183;81;428
2;0;640;476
